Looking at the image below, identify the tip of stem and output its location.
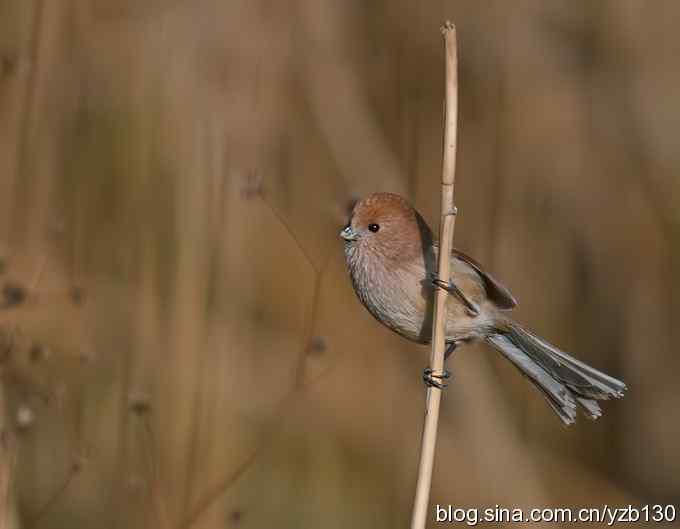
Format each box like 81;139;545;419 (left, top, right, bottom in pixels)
441;20;456;35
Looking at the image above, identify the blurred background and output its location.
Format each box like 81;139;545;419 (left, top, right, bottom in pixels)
0;1;679;528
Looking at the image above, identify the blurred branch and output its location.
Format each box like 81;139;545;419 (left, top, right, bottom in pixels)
14;0;55;249
296;0;407;199
176;433;261;529
247;173;322;274
177;358;337;529
9;0;45;244
28;460;81;528
296;254;330;386
0;425;17;529
177;185;334;529
28;253;48;302
138;412;170;529
411;21;458;529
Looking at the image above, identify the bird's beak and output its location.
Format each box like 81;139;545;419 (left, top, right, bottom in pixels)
340;225;359;241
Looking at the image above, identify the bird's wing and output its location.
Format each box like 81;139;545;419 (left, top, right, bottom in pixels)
450;248;517;310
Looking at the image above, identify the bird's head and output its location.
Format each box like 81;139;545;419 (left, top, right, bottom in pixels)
340;192;433;264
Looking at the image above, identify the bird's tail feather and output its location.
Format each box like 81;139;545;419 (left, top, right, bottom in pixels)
486;322;626;425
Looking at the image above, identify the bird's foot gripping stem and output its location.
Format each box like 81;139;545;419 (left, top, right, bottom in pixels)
431;274;480;317
444;341;458;360
423;367;451;389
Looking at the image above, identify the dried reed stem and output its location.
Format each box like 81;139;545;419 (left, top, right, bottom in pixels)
0;432;17;529
410;21;458;529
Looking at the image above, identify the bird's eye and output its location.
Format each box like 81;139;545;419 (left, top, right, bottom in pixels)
368;223;380;233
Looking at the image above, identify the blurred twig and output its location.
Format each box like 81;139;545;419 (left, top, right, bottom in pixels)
28;460;81;528
177;359;335;529
139;413;171;529
177;184;334;529
14;0;52;248
296;255;330;385
28;254;48;302
251;174;323;274
411;21;458;529
0;431;17;529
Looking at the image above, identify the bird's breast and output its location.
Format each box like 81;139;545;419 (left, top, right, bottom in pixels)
346;249;431;343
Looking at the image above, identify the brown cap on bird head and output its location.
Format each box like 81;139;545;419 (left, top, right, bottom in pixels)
340;193;433;262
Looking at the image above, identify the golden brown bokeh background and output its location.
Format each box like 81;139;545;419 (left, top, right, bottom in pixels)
1;1;679;528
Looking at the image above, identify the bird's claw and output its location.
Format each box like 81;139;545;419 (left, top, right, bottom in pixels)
423;367;451;389
444;341;457;360
430;274;480;317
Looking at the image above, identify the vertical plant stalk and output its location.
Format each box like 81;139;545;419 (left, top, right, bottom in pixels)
410;21;458;529
1;431;17;529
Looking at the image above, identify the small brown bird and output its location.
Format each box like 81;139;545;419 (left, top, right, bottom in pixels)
340;192;626;425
